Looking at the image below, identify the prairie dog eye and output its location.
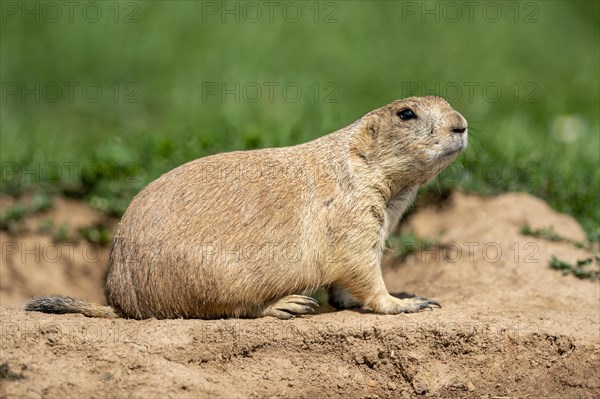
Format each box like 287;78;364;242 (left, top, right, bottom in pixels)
397;109;416;120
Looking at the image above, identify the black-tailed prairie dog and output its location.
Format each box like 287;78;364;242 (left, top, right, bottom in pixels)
26;96;468;320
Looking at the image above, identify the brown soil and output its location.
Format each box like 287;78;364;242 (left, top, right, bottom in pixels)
1;192;599;398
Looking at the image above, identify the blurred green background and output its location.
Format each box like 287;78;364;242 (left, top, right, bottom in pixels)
1;1;599;239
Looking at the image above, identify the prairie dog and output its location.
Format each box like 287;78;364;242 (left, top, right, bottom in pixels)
26;96;468;319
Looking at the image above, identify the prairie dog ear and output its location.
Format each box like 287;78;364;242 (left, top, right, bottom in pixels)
363;113;380;139
350;113;380;163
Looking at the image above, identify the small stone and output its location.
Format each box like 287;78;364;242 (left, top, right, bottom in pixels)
413;384;427;395
387;381;398;390
466;382;475;392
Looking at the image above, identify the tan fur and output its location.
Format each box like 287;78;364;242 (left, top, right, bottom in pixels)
26;96;467;319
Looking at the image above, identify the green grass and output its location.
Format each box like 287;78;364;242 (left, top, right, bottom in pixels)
0;192;53;233
1;1;599;239
386;231;437;262
520;224;565;243
549;256;600;281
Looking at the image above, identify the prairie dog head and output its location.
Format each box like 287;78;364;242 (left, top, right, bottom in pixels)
354;96;468;185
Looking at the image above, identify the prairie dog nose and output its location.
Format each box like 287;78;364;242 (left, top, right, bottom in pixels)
450;112;468;134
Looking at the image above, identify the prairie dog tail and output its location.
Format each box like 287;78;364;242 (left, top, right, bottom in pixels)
24;296;121;318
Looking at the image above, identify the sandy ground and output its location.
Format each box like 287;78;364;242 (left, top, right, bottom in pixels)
1;192;599;398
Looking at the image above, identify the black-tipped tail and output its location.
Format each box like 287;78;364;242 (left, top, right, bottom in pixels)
24;296;120;318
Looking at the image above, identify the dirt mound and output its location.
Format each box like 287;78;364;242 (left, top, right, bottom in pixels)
1;196;114;307
1;192;599;398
